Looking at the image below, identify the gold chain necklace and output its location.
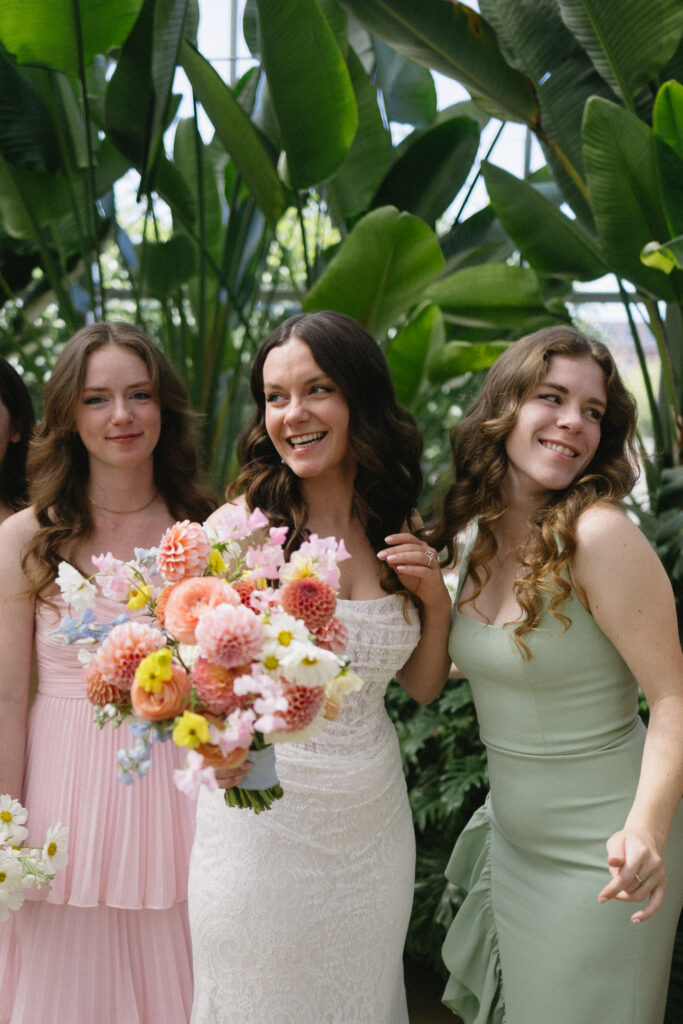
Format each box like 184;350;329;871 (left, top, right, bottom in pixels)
89;492;158;515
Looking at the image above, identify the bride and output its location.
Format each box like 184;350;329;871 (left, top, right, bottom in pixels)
188;310;452;1023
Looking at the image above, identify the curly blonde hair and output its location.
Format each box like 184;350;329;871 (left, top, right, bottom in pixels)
429;326;639;656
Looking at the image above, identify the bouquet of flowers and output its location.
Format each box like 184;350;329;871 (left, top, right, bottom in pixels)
55;505;362;813
0;795;69;921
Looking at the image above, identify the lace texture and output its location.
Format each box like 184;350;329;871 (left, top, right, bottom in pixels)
188;595;420;1024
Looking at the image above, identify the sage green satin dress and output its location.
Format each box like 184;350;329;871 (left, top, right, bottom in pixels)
442;550;683;1024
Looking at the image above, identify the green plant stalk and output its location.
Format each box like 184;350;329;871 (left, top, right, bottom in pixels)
643;296;681;465
536;128;590;203
71;0;106;319
452;120;505;225
619;282;665;470
5;163;79;329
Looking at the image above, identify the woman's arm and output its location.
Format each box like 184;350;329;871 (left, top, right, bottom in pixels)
572;503;683;923
0;508;38;799
377;532;453;704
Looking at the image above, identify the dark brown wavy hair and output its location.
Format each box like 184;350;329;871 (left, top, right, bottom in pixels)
429;326;639;655
0;356;35;512
24;322;217;600
229;311;424;595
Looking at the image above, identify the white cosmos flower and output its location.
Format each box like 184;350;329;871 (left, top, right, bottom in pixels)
279;642;343;687
0;850;26;922
56;562;96;612
0;795;28;845
41;823;69;873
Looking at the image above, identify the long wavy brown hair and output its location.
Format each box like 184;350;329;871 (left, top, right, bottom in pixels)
23;322;217;601
0;356;35;512
229;311;424;596
429;326;639;655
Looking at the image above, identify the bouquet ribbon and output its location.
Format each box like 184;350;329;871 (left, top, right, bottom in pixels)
240;744;278;790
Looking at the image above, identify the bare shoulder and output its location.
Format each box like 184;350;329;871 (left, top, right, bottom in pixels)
572;502;672;608
574;502;652;560
0;506;39;552
205;496;245;530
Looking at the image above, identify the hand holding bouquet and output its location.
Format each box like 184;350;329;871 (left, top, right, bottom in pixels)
56;506;362;812
0;796;69;920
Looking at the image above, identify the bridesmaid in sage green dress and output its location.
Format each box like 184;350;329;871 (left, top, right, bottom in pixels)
431;326;683;1024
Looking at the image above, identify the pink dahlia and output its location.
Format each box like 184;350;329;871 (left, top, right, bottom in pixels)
232;578;257;607
164;576;240;644
195;604;264;669
313;616;348;655
92;620;166;691
157;520;211;582
84;661;127;707
280;577;336;632
191;658;248;716
280;679;326;732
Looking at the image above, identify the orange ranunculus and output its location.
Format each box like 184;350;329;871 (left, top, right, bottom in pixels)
154;583;178;629
196;740;251;770
130;663;191;722
163;575;240;644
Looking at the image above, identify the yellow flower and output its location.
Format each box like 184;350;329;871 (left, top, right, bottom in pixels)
128;584;151;610
173;711;210;749
135;649;173;693
209;549;227;574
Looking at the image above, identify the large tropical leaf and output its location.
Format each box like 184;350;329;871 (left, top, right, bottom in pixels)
481;161;606;280
479;0;614;228
439;206;513;275
254;0;358;188
0;0;143;77
180;41;285;226
302;206;444;337
0;49;60;172
371;116;480;228
582;96;681;300
339;0;538;125
427;264;568;329
652;82;683;238
326;47;393;220
145;0;191;183
556;0;683;108
386;304;445;407
372;38;437;127
654;80;683;161
428;339;510;384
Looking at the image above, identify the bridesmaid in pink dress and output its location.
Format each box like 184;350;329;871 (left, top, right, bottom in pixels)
0;323;215;1024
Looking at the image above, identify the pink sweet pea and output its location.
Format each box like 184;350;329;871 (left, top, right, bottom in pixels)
174;750;218;797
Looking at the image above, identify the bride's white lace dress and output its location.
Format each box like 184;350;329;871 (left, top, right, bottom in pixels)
188;594;421;1024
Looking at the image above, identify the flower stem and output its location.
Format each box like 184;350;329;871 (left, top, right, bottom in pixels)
223;784;284;813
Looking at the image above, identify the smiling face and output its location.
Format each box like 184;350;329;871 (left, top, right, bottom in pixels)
503;354;607;504
262;337;354;483
74;344;161;474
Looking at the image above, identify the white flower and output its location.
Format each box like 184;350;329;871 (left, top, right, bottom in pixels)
259;613;310;674
279;642;343;687
0;795;28;845
177;642;200;670
56;562;96;612
326;668;364;700
0;849;26;922
41;823;69;873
